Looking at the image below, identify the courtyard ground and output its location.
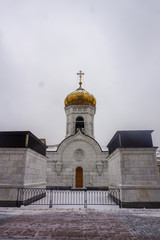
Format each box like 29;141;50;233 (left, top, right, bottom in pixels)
0;206;160;240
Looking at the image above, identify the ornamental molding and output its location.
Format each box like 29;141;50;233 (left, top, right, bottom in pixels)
74;149;85;161
96;162;104;176
56;162;63;176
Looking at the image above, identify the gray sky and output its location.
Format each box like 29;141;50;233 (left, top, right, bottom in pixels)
0;0;160;149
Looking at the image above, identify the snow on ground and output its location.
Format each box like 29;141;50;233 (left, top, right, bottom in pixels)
1;205;160;218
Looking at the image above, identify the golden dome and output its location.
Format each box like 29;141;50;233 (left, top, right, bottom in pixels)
64;71;96;107
64;87;96;107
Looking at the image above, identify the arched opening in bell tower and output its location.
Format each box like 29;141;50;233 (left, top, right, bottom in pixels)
75;116;84;133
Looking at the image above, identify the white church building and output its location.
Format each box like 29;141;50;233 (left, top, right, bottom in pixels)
47;71;108;187
0;71;160;208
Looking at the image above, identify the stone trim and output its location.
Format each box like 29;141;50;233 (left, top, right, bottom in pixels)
110;184;160;190
107;147;158;160
0;182;47;188
120;185;160;190
0;147;48;160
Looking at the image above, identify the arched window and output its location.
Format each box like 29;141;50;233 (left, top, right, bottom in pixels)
75;116;84;133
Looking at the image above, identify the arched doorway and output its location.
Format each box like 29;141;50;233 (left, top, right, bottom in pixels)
76;167;83;188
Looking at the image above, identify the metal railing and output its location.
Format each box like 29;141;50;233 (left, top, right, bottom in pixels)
108;187;121;207
17;187;120;208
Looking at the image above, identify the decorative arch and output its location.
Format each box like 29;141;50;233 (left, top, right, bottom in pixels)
75;116;84;133
57;130;103;156
76;167;83;188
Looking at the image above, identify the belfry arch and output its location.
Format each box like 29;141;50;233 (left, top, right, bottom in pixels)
75;116;84;133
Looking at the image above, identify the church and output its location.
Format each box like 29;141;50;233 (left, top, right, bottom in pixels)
0;71;160;208
46;71;108;188
44;70;160;207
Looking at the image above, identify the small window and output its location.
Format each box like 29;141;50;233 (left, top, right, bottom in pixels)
75;116;84;133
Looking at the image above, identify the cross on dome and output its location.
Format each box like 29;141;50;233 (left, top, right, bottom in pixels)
64;71;96;108
77;70;85;88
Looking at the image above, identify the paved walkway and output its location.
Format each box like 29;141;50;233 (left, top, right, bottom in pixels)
0;207;160;239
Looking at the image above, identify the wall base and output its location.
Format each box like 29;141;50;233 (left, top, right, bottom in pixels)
120;201;160;208
0;201;18;207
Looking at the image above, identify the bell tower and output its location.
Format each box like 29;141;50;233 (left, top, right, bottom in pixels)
64;71;96;138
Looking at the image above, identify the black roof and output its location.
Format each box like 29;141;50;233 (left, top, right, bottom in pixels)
107;130;153;155
0;131;47;156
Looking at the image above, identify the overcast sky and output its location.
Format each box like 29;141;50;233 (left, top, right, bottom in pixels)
0;0;160;149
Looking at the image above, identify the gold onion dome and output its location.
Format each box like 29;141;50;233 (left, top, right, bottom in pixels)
64;71;96;107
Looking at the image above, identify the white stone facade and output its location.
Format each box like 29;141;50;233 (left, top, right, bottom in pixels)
46;131;108;187
107;148;160;205
0;148;47;205
65;105;96;138
46;101;109;188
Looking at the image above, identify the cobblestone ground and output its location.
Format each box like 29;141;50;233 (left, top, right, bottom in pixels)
0;207;160;240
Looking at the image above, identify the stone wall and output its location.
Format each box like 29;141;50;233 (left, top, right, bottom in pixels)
108;148;160;208
108;150;122;186
0;148;26;186
24;149;47;187
0;148;47;206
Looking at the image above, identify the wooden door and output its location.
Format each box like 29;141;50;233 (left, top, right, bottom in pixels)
76;167;83;188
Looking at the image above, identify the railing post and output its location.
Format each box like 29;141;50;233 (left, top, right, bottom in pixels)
17;188;25;207
49;190;53;208
119;189;122;208
84;188;87;208
16;188;20;208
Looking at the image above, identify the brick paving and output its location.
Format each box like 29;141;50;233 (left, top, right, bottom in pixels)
117;211;160;240
0;208;160;239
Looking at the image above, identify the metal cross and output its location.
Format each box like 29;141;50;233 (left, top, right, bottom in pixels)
77;70;85;87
